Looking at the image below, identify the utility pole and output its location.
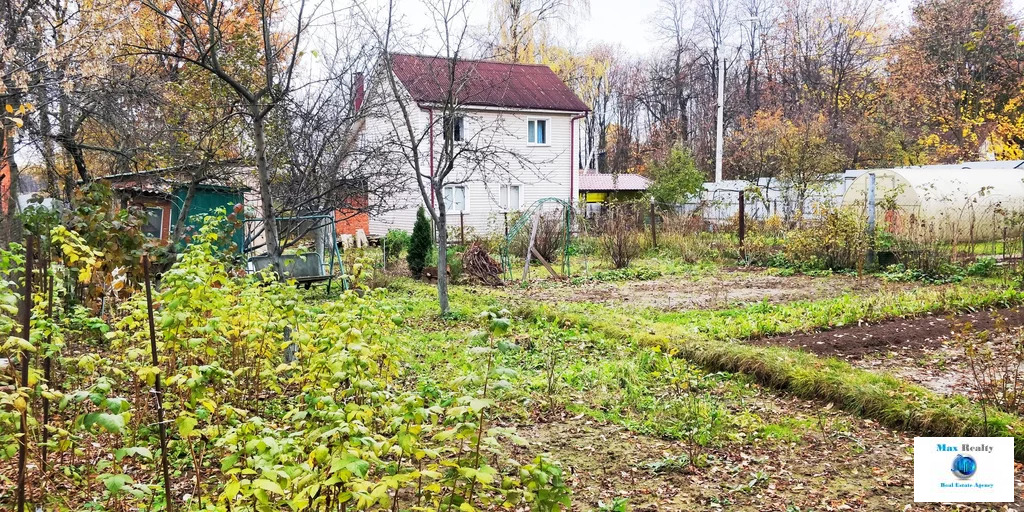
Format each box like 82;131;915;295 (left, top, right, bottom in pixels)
715;54;725;183
715;17;758;184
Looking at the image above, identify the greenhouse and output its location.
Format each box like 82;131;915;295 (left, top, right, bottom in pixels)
841;161;1024;241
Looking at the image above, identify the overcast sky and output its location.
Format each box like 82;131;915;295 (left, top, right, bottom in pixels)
370;0;1024;58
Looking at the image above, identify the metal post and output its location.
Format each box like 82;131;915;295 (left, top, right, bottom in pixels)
738;191;746;261
143;255;174;512
16;236;33;512
650;199;657;248
460;211;465;245
523;213;540;282
866;172;876;267
283;326;297;363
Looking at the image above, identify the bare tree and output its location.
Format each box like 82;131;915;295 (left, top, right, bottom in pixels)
485;0;590;63
129;0;321;274
365;0;555;315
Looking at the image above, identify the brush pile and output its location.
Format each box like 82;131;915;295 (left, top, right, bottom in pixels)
462;242;503;286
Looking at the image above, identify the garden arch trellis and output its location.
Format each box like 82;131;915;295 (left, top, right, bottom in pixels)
499;197;574;281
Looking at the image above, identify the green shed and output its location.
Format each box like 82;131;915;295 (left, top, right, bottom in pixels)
102;169;248;248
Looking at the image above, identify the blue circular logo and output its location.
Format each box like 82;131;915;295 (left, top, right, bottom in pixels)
951;454;977;479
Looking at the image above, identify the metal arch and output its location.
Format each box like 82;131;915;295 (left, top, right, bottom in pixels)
499;197;574;280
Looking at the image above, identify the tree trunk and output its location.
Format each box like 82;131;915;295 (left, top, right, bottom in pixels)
435;210;450;316
37;88;58;196
250;107;283;277
170;178;198;247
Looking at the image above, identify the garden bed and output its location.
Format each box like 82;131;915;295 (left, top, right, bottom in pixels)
521;268;911;312
749;307;1024;360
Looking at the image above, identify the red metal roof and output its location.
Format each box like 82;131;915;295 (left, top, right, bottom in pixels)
579;173;652;191
390;54;590;113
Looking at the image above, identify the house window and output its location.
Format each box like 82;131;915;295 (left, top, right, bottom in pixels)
498;184;521;211
442;185;467;213
528;119;547;145
143;207;165;239
444;115;464;142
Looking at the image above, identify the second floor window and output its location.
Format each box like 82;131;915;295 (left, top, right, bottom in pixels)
443;185;467;213
444;115;464;142
528;119;547;144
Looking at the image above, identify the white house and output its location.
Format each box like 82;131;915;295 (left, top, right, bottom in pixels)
361;54;590;236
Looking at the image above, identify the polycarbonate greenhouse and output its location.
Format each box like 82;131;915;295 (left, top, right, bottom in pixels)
841;161;1024;241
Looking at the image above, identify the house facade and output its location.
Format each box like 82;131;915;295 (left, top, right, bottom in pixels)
362;54;590;236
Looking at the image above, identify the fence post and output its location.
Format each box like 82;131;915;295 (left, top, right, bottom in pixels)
143;254;175;512
738;191;746;261
16;236;33;512
650;198;657;248
866;172;877;268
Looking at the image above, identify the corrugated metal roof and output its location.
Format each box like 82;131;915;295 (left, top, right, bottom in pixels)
579;173;651;191
390;54;590;113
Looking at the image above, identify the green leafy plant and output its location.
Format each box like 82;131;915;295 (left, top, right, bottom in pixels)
647;144;705;206
384;229;410;262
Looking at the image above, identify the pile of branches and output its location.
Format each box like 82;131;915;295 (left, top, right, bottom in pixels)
462;242;503;286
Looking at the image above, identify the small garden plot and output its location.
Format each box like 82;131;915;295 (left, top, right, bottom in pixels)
522;267;912;313
787;307;1024;404
391;284;1024;510
504;406;927;511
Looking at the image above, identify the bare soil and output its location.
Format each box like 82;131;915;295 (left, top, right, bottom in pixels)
527;270;910;312
751;307;1024;360
749;307;1024;401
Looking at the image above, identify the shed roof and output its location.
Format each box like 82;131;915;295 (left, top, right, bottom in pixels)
102;166;250;194
390;54;590;113
579;173;651;191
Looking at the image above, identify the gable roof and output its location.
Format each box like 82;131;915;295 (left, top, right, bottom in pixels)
390;53;590;113
579;173;651;191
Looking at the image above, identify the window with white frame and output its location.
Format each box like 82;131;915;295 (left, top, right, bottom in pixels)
143;207;165;239
527;118;547;144
442;185;468;213
498;184;521;211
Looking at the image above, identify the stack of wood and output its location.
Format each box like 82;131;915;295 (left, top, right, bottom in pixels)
462;242;503;286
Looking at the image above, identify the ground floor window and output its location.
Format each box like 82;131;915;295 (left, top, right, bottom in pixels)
443;185;467;213
498;184;521;211
143;206;166;239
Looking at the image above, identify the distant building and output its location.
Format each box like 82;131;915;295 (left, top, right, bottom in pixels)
577;172;651;216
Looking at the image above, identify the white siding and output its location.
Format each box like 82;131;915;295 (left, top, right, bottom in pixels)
366;102;581;237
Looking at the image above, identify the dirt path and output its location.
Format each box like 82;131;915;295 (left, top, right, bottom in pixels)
751;307;1024;360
